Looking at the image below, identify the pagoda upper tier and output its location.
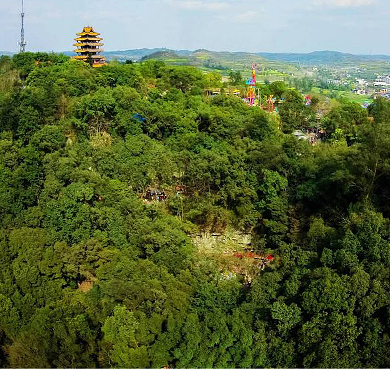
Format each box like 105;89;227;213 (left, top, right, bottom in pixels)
73;26;107;67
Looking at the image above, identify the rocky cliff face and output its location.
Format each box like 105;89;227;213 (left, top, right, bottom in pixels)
191;229;252;251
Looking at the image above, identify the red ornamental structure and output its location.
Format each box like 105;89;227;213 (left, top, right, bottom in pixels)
246;63;257;106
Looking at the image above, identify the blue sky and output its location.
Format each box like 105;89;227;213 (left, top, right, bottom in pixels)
1;0;389;54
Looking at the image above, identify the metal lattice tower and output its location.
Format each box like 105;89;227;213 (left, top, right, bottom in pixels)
19;0;27;53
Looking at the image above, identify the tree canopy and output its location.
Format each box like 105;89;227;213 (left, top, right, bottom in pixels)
1;52;390;368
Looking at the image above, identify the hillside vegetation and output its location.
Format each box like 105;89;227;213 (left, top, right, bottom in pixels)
99;49;299;79
260;50;390;65
1;52;390;368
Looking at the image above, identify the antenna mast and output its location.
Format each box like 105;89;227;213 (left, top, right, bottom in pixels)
19;0;27;53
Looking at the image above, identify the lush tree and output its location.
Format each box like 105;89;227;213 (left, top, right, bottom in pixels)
229;70;243;85
102;306;149;368
2;51;390;368
369;97;390;125
279;89;315;133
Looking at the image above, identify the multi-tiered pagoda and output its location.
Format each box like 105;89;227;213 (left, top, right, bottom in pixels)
73;26;107;67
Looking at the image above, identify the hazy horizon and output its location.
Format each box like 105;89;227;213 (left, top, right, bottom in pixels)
1;0;389;55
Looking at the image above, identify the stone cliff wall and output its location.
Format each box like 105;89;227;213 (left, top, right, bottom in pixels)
191;229;252;251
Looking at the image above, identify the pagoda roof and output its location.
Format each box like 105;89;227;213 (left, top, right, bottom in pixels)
75;36;103;41
77;31;100;36
73;42;104;47
74;55;106;59
74;48;104;53
73;55;106;60
77;26;100;36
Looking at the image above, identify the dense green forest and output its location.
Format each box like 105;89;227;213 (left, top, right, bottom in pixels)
1;52;390;368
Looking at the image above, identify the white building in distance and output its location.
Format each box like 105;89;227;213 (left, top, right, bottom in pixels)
374;75;390;87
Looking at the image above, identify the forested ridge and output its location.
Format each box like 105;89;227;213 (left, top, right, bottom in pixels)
1;52;390;368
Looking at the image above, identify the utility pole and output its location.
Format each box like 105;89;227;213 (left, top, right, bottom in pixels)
19;0;27;53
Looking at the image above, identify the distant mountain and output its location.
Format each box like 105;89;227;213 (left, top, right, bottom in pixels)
130;49;299;75
103;49;390;66
0;51;15;57
141;50;184;61
258;51;390;65
103;48;191;62
2;49;390;66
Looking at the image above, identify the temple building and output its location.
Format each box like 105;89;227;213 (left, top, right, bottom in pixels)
73;26;107;67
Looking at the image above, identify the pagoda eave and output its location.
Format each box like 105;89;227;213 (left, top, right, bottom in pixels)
74;54;106;59
73;42;104;47
75;37;103;42
74;48;104;53
77;32;100;36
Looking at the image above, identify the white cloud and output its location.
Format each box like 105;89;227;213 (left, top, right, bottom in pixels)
168;0;230;11
315;0;376;7
231;10;259;23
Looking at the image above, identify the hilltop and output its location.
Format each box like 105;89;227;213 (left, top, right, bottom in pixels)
141;50;187;62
